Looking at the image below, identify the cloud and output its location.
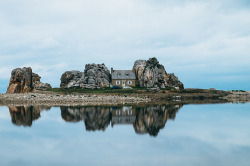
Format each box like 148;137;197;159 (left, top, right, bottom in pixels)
0;0;249;90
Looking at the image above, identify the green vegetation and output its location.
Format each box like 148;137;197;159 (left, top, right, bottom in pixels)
46;87;229;95
232;90;246;92
47;87;145;94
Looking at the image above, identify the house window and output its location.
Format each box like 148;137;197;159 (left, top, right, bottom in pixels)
116;110;120;115
126;73;129;77
116;80;120;85
129;110;132;115
127;81;132;85
117;73;121;77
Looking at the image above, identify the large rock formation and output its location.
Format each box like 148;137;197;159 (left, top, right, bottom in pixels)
6;67;52;93
133;57;184;90
60;63;111;89
7;67;33;93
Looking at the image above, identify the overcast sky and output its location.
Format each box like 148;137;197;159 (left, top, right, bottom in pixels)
0;0;249;92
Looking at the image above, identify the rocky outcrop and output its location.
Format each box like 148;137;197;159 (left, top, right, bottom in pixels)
7;67;33;93
60;70;82;88
133;60;147;83
60;63;111;89
166;73;184;90
133;57;184;90
32;73;52;90
6;67;51;93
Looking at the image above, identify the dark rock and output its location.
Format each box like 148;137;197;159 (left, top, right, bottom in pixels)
60;63;111;89
60;70;82;88
146;87;160;92
6;67;52;93
82;63;111;88
32;72;52;90
7;67;33;93
133;57;184;90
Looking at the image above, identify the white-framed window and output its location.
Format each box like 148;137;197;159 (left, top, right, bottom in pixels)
129;110;132;115
116;80;120;85
127;81;132;85
116;110;120;115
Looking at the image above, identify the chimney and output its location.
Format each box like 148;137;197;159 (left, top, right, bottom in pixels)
111;67;114;73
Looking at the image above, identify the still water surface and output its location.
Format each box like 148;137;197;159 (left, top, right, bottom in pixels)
0;103;250;166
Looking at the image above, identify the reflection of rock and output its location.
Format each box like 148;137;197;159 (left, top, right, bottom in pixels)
61;107;82;122
60;63;111;89
60;106;111;131
8;106;51;127
7;67;51;93
133;57;184;90
83;107;111;131
133;105;182;136
61;104;182;136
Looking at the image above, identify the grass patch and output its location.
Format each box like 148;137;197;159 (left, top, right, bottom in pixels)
47;87;142;94
232;90;246;92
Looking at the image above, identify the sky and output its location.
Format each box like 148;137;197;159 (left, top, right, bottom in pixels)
0;0;250;92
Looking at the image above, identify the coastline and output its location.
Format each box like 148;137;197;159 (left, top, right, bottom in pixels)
1;89;249;106
0;92;149;106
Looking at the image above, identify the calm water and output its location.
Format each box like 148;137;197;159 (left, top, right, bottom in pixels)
0;103;250;166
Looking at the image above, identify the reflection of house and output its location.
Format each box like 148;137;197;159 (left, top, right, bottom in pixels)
111;68;137;87
111;106;136;127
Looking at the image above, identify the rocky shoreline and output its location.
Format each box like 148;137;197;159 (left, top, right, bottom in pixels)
0;90;249;106
0;92;150;106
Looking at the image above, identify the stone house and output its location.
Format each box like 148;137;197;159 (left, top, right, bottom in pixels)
111;68;137;87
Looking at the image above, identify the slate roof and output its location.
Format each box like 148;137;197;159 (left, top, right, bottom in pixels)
111;70;136;80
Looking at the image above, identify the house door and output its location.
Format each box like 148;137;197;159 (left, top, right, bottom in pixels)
122;80;126;87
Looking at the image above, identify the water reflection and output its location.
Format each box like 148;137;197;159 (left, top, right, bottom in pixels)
134;105;181;136
61;106;111;131
8;104;182;136
8;106;51;126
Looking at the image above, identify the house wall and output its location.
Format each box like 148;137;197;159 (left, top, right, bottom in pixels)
111;107;136;116
112;79;136;87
